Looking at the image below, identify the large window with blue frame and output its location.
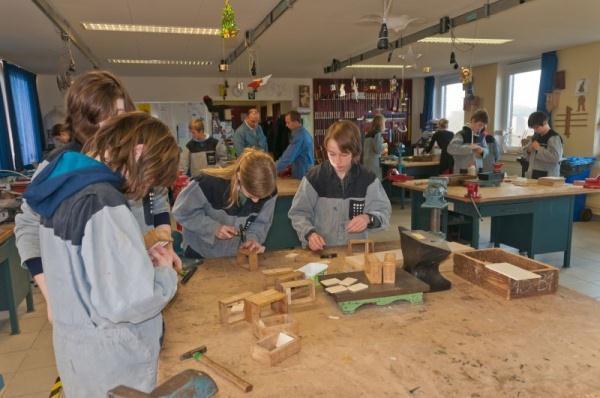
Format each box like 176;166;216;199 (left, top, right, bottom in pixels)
1;61;45;170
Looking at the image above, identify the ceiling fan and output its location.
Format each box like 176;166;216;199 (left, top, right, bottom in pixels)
357;0;418;49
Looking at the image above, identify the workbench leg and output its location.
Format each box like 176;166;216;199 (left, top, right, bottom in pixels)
563;198;575;268
7;288;19;335
400;187;405;209
470;216;480;249
26;287;34;313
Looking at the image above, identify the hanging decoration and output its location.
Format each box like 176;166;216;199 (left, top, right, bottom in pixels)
390;75;398;92
351;76;359;101
248;74;272;92
339;83;346;98
221;0;239;39
219;80;229;100
460;66;472;87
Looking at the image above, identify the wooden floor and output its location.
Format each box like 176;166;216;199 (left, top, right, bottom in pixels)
159;242;600;398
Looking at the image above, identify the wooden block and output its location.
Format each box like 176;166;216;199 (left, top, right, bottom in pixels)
485;262;542;281
320;278;342;287
261;267;294;289
364;254;383;284
244;289;288;324
252;314;299;339
346;239;375;255
274;271;305;292
252;332;301;366
382;253;396;284
280;279;316;305
143;228;172;250
219;291;253;324
537;176;566;186
339;277;357;287
347;283;369;293
237;248;259;271
325;285;348;294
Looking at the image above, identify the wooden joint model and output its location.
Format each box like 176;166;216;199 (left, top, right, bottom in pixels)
244;289;288;324
364;253;383;284
274;271;305;292
251;332;301;366
347;239;375;255
237;247;259;271
280;279;316;306
382;253;396;284
261;267;294;289
218;291;253;324
252;314;299;339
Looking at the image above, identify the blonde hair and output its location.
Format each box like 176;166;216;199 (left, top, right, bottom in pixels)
201;148;276;207
83;112;180;201
324;120;362;161
438;118;449;129
188;118;204;132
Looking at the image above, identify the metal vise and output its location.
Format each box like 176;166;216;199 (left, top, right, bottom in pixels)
107;369;218;398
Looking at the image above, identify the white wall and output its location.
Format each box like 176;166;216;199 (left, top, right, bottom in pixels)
36;75;314;133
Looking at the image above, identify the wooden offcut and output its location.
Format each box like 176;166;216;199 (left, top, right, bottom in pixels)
219;291;253;324
537;176;566;187
251;332;301;366
280;279;316;305
261;267;294;289
244;289;288;324
453;248;559;299
364;253;383;284
237;248;259;271
382;253;396;284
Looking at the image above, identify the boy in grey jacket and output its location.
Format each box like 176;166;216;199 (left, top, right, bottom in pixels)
522;111;563;178
289;120;391;251
448;109;489;174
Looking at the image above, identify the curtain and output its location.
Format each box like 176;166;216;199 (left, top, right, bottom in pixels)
3;62;44;169
0;75;12;170
537;51;557;122
420;76;435;130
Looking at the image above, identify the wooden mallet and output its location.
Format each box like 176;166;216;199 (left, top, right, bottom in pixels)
180;345;253;393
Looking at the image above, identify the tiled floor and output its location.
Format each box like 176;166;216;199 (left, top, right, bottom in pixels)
1;202;600;397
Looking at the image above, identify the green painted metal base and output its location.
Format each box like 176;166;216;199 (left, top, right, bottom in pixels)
337;292;423;314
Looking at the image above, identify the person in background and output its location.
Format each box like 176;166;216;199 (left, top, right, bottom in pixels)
233;108;268;156
425;118;454;175
482;130;502;173
173;148;277;259
522;111;563;178
275;110;314;178
289;120;391;251
24;112;179;397
14;70;180;322
362;114;385;179
50;123;70;146
448;109;489;174
179;118;227;177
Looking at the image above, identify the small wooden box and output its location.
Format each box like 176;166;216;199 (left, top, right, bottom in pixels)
252;314;299;339
251;332;301;366
280;279;316;305
274;271;305;291
219;291;253;324
261;267;294;289
453;249;559;299
244;289;288;324
237;248;259;271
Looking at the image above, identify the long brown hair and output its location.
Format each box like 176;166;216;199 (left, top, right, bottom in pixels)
324;120;362;162
65;70;135;145
83;112;180;201
367;114;385;137
201;148;276;208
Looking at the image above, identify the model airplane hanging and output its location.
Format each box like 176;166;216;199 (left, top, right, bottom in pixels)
248;74;272;91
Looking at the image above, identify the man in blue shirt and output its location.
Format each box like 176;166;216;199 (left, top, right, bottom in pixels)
233;108;268;155
276;110;315;179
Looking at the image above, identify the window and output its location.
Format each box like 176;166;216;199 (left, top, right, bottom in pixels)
440;81;465;133
506;69;541;147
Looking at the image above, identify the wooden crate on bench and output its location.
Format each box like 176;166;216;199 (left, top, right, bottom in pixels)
453;248;559;299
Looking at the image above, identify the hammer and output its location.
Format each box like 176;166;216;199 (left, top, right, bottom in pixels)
180;345;253;393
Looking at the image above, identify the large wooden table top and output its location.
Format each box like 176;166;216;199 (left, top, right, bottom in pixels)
394;179;600;203
0;223;14;245
276;178;301;197
159;242;600;397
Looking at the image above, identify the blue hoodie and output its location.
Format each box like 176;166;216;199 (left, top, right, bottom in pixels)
24;151;123;219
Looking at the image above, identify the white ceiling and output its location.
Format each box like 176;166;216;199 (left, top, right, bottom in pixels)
1;0;600;79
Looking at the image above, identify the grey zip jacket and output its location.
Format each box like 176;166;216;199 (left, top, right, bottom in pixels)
288;161;391;248
447;126;488;173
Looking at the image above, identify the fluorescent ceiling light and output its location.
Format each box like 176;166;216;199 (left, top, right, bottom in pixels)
419;37;513;45
107;59;213;66
346;65;412;69
82;22;221;36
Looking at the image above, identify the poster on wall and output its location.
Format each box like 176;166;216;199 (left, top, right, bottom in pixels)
575;78;588;95
299;85;311;108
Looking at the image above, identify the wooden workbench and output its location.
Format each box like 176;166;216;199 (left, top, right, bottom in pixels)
0;223;34;334
394;180;600;267
264;178;302;250
158;243;600;397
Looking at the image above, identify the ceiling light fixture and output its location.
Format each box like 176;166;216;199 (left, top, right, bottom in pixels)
83;23;221;36
419;37;513;45
107;59;213;66
346;64;412;69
